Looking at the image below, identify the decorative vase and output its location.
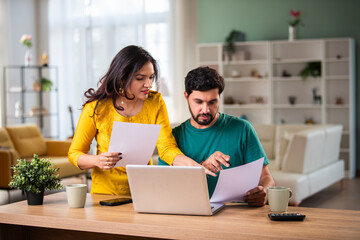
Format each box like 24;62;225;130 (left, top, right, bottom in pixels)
26;189;44;205
24;49;32;66
288;96;296;105
288;26;295;41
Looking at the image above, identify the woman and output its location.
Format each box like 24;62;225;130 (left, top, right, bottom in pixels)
68;45;197;195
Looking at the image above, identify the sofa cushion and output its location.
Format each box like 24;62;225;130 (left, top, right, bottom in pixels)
253;124;275;160
0;128;15;149
321;125;343;166
282;128;325;174
24;156;85;178
5;124;47;158
275;125;314;170
270;170;310;205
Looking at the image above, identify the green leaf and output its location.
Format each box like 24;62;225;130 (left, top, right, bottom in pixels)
8;154;63;193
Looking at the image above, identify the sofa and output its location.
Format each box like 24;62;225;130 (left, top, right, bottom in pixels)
0;124;87;205
253;124;344;206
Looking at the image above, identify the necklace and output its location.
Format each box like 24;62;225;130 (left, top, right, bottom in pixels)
117;98;143;118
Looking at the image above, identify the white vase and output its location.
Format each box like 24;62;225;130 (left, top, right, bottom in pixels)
288;26;295;41
24;49;32;66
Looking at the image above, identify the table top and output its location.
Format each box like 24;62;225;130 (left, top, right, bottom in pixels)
0;192;359;240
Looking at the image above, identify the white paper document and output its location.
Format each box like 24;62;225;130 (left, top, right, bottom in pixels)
210;157;264;203
108;122;161;167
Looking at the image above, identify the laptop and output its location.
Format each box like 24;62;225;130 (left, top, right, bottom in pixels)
126;165;225;216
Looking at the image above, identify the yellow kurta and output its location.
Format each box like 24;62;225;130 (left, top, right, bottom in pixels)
68;91;182;195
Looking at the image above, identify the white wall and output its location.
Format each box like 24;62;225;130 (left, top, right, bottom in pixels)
8;0;37;65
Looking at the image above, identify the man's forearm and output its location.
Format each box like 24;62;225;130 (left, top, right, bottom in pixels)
259;174;275;189
259;166;275;189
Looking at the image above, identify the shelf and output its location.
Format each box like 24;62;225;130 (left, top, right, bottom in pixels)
326;104;349;109
198;61;219;66
7;89;58;93
225;77;269;82
7;113;58;119
4;65;57;69
3;65;59;139
272;76;321;82
273;104;322;109
272;58;322;64
197;38;355;178
224;60;268;65
223;104;269;109
325;75;349;80
325;58;349;63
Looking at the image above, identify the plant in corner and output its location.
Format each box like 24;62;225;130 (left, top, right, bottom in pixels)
9;154;62;205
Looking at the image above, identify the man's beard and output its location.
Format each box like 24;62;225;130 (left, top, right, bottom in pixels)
189;106;217;126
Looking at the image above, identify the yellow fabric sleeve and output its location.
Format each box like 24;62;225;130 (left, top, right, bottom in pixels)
154;95;183;165
68;102;97;168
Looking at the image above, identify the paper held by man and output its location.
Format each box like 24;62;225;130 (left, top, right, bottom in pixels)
108;122;161;167
210;157;264;203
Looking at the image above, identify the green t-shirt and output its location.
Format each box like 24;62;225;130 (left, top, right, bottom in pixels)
159;113;269;197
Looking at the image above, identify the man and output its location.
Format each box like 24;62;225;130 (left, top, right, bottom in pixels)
159;66;275;206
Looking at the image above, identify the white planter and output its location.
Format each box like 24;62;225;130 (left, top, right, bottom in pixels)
24;49;32;66
289;26;295;41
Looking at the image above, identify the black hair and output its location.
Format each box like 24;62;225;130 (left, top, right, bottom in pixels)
83;45;159;113
184;66;224;96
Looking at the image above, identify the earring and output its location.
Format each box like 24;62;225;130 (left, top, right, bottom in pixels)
119;87;124;105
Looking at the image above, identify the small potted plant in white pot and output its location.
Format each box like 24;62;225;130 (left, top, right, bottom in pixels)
9;154;62;205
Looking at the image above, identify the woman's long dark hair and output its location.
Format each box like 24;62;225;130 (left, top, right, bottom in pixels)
83;45;159;115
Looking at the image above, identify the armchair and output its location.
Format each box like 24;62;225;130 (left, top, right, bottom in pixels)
0;124;87;204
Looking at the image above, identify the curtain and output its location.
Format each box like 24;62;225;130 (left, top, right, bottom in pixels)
48;0;172;139
170;0;197;123
0;0;9;127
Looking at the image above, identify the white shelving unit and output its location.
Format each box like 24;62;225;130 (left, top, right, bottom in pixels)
196;38;355;178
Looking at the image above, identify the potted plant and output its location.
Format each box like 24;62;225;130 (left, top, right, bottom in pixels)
33;77;53;91
9;154;62;205
224;30;245;61
39;77;53;91
299;61;321;81
288;10;303;41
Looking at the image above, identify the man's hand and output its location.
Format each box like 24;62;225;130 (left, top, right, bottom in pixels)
243;165;275;207
201;151;230;175
243;186;267;207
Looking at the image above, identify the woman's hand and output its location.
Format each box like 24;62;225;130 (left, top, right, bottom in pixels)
97;152;122;170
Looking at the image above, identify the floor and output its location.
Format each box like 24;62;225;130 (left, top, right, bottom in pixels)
299;177;360;211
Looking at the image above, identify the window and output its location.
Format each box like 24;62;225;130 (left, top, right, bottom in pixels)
48;0;172;138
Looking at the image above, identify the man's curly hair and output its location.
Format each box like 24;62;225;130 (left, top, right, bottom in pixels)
185;67;225;96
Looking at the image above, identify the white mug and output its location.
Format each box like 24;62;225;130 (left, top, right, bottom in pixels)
66;184;87;208
267;186;293;212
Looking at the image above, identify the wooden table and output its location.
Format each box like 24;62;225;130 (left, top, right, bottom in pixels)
0;192;359;240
